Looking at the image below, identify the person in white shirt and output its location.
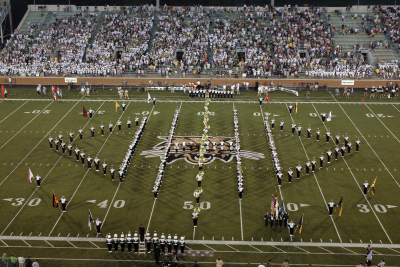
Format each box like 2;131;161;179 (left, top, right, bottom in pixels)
60;196;67;212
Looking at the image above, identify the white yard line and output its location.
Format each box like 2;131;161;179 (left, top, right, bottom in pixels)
373;249;383;255
48;102;132;236
340;247;357;254
89;241;100;248
249;245;263;252
22;240;31;247
388;248;400;254
226;244;239;251
318;246;334;254
365;105;400;143
67;241;77;248
0;101;53;151
0;239;9;246
392;104;400;113
203;244;217;251
0;100;28;124
329;92;400;188
311;102;393;244
271;245;286;252
100;183;121;230
1;101;105;235
286;103;342;243
145;103;178;233
295;246;310;253
44;240;54;247
239;199;244;241
0;97;83;187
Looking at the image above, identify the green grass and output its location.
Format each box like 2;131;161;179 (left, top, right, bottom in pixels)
0;89;400;266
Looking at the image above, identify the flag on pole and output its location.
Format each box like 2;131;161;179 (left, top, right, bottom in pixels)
279;198;285;216
275;196;279;217
337;196;343;216
115;101;120;112
83;106;87;117
295;102;298;113
52;191;59;208
28;168;34;185
1;85;4;99
371;177;377;195
88;210;94;230
273;191;278;216
326;111;332;122
298;213;304;234
147;92;151;103
271;195;275;214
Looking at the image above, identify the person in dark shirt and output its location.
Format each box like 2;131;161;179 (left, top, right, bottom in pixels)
25;256;32;267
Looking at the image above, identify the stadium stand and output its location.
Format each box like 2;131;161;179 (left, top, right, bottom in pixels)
4;4;400;80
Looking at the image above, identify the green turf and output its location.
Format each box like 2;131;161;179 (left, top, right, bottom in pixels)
1;89;400;266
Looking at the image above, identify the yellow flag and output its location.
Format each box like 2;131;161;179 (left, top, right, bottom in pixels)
338;196;343;216
298;213;304;234
115;101;120;112
295;102;298;113
371;177;377;195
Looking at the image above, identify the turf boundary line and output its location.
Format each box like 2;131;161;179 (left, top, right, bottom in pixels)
145;103;180;234
48;102;133;236
311;102;393;244
5;98;400;105
2;235;400;248
285;104;342;243
0;100;28;125
0;101;53;151
0;100;104;235
3;257;400;266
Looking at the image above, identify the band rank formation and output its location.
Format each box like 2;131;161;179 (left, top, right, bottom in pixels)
118;117;148;183
152;108;180;199
192;98;211;227
233;107;244;199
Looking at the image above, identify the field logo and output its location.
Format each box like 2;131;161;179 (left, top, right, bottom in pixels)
141;136;264;164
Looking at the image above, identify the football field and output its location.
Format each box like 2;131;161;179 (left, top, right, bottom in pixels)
1;87;400;266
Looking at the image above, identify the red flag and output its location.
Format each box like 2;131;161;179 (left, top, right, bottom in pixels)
265;94;269;103
83;106;87;117
1;85;4;99
53;191;59;208
272;191;278;214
